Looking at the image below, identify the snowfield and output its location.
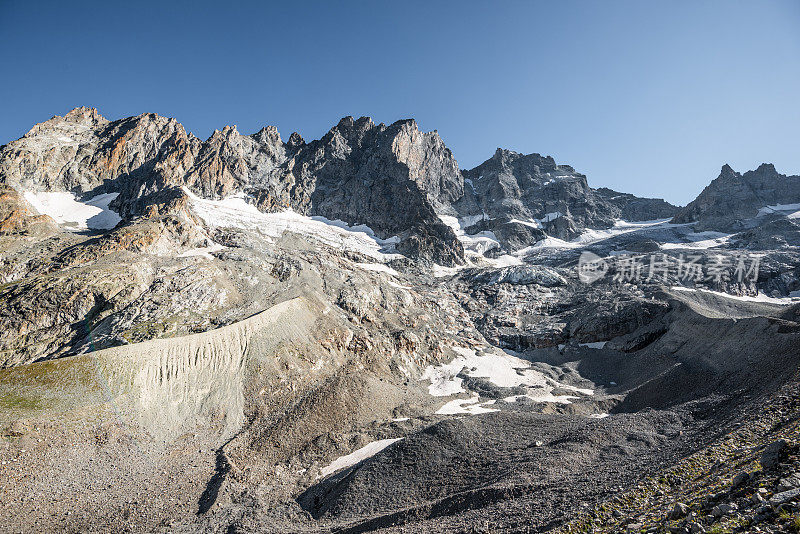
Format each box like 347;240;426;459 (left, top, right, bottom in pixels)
671;286;798;305
354;262;401;277
438;214;500;256
177;242;226;260
186;189;401;261
512;219;735;253
756;202;800;218
23;191;122;230
422;345;593;410
526;219;673;250
660;232;731;250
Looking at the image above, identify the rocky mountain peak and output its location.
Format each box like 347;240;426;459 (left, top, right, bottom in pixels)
252;125;282;146
22;106;108;142
719;163;738;177
756;162;778;174
457;149;681;247
481;149;562;178
287;132;305;148
62;106;106;123
389;119;462;212
672;162;800;231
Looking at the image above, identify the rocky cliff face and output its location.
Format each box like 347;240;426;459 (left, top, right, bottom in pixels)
0;109;466;265
673;163;800;232
0;185;57;237
269;116;465;265
457;149;680;247
594;187;681;222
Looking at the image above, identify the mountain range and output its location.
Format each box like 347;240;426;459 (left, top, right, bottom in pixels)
1;108;800;534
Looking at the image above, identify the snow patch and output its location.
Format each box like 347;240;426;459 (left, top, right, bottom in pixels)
422;346;592;404
482;254;524;268
660;232;731;250
521;219;734;252
509;212;562;230
186;189;400;261
436;395;498;416
671;286;796;305
178;243;226;260
503;393;576;405
567;219;673;247
432;264;460;278
510;218;543;230
756;202;800;217
541;211;562;223
354;262;401;277
439;214;499;256
319;438;402;478
24;191;121;230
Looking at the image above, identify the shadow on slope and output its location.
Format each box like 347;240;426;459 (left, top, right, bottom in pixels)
298;411;683;531
613;292;800;413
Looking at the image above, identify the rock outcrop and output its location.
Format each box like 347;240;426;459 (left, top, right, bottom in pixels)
0;184;57;236
594;187;680;222
271;116;465;265
456;149;680;247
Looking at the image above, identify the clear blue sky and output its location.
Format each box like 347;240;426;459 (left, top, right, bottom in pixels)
1;1;798;205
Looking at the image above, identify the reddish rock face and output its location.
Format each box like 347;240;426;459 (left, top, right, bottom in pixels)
0;184;57;237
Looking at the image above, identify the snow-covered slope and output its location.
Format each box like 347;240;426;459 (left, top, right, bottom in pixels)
23;191;121;230
186;189;401;261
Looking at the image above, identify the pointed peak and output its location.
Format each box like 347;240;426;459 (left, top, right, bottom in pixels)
492;148;521;160
720;163;737;175
336;116;355;129
355;116;374;127
63;106;105;123
252;125;282;145
209;125;238;140
287;132;305;148
389;118;418;131
255;125;279;135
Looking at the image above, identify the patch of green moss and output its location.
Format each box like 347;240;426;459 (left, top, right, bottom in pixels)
792;514;800;533
0;390;45;411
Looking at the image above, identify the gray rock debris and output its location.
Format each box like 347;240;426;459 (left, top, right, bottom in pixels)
760;439;788;470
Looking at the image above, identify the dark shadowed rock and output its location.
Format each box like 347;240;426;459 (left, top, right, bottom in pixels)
761;439;788;470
